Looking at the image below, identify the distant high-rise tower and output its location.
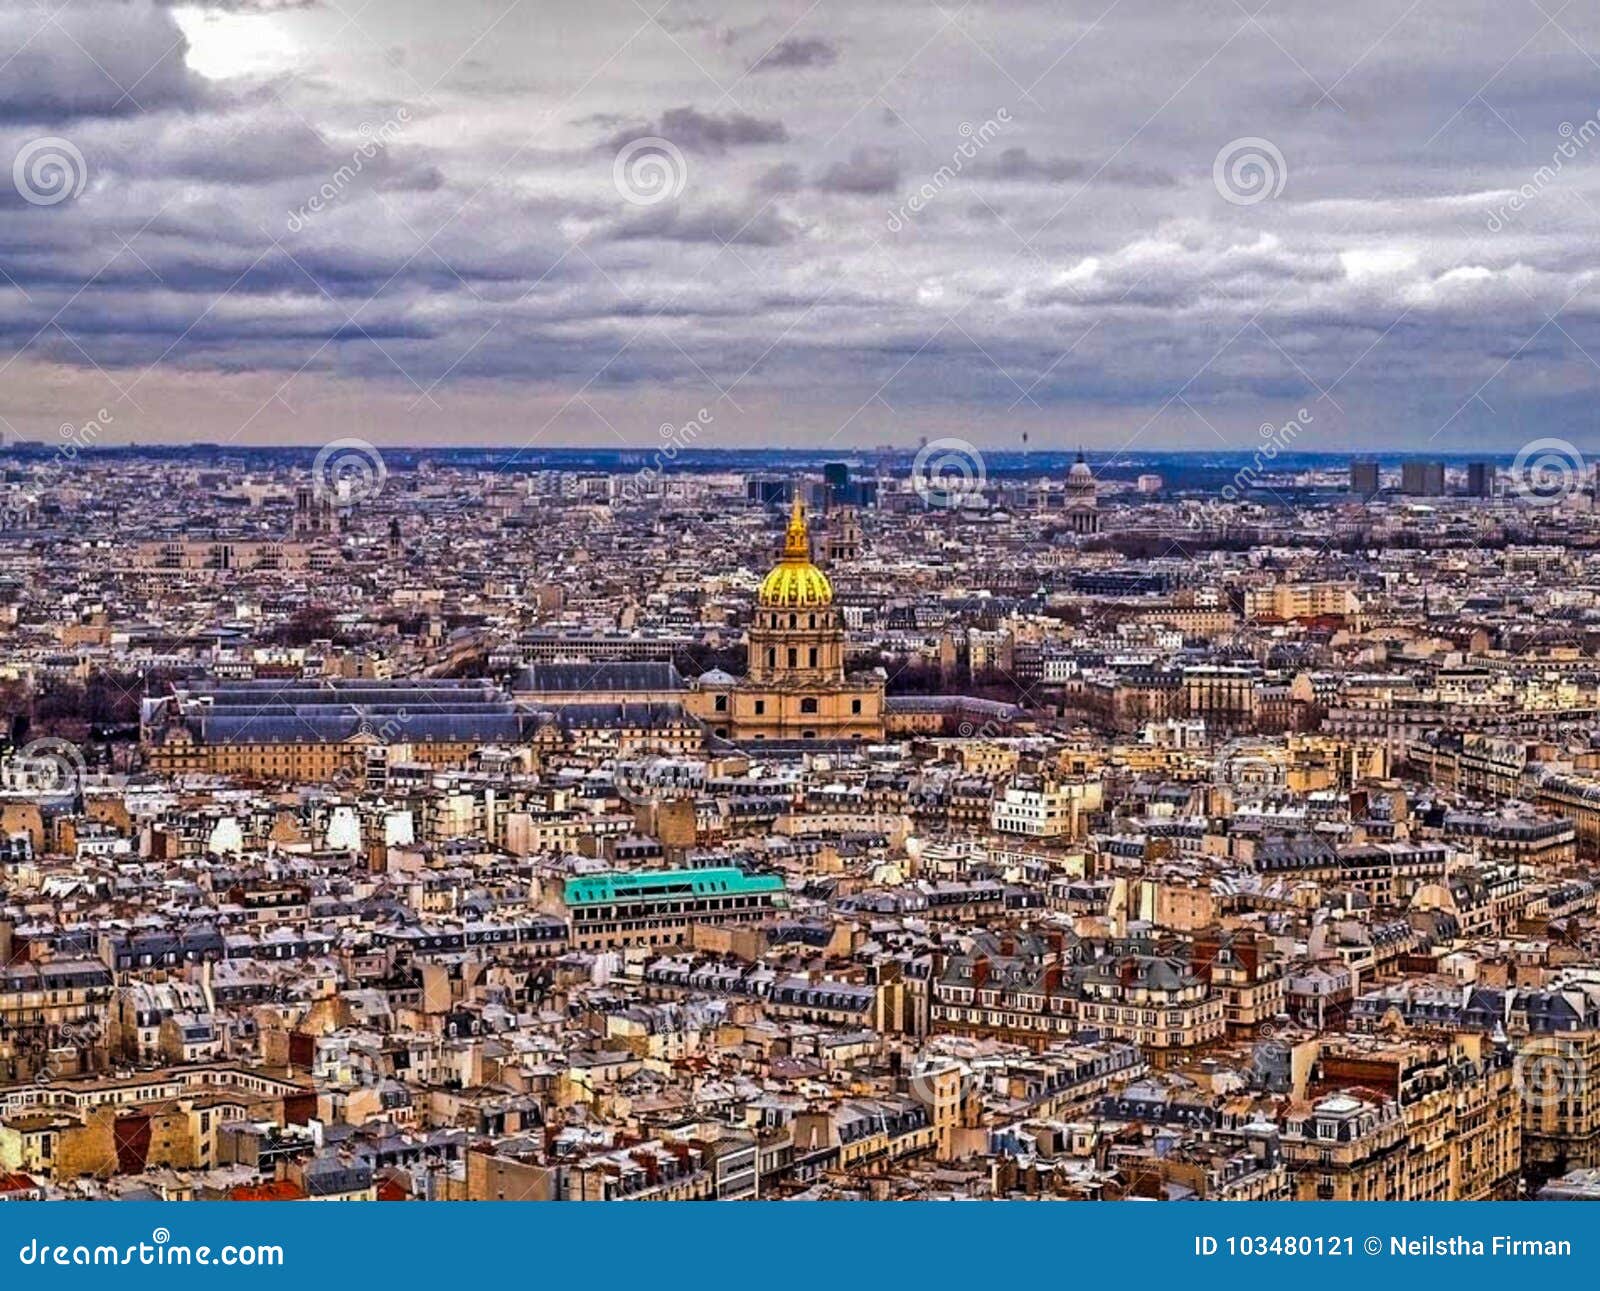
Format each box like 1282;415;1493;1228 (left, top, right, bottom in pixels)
823;461;850;509
1349;460;1379;498
1400;460;1445;497
1465;461;1494;497
746;477;791;507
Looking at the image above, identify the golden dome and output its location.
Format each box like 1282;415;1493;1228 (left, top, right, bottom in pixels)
758;494;834;607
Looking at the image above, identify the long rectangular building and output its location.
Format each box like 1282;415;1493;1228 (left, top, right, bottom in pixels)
555;867;786;951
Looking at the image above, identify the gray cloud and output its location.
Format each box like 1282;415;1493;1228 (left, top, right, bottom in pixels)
974;146;1176;188
751;37;838;72
4;0;1600;449
602;106;788;154
816;146;901;194
606;202;802;247
754;162;804;193
155;0;317;8
0;0;209;121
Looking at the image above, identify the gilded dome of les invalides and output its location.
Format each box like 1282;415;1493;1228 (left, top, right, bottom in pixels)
757;494;833;608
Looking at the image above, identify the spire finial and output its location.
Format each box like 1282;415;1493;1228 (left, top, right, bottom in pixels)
784;490;809;558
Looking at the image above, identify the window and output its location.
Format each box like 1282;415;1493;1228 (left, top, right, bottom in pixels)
714;695;727;712
800;698;818;714
787;648;797;667
754;700;765;715
808;648;818;667
851;699;862;714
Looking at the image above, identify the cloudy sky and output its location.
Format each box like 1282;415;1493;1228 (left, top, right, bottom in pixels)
3;0;1600;454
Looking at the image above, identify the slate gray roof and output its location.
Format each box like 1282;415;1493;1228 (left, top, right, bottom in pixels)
514;662;685;694
545;702;699;730
163;678;538;746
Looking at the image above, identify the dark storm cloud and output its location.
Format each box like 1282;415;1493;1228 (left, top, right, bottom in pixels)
7;0;1600;447
751;37;838;72
601;106;788;154
0;0;209;121
816;146;901;194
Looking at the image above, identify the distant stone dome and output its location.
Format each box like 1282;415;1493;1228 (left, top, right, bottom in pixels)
1067;449;1098;508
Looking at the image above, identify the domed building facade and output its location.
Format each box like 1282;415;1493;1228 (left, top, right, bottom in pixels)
1064;449;1100;535
688;495;884;742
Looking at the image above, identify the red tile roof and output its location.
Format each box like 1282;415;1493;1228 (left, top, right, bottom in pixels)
225;1180;306;1201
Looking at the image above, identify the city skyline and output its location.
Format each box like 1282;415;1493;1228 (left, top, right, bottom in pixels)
2;1;1600;453
6;447;1600;1206
15;0;1600;1236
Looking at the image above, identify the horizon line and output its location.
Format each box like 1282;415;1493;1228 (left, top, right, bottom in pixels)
0;443;1568;460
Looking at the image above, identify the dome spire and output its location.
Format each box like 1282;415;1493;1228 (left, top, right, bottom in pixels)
783;490;809;559
758;488;833;607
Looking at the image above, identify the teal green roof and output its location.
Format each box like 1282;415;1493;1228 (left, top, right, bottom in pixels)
563;867;784;906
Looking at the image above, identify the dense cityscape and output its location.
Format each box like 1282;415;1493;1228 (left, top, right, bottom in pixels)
2;443;1600;1201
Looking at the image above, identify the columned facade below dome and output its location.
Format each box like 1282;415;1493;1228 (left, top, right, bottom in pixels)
686;491;885;743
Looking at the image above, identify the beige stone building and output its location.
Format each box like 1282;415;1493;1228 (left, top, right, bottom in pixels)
686;496;884;742
1283;1035;1520;1200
